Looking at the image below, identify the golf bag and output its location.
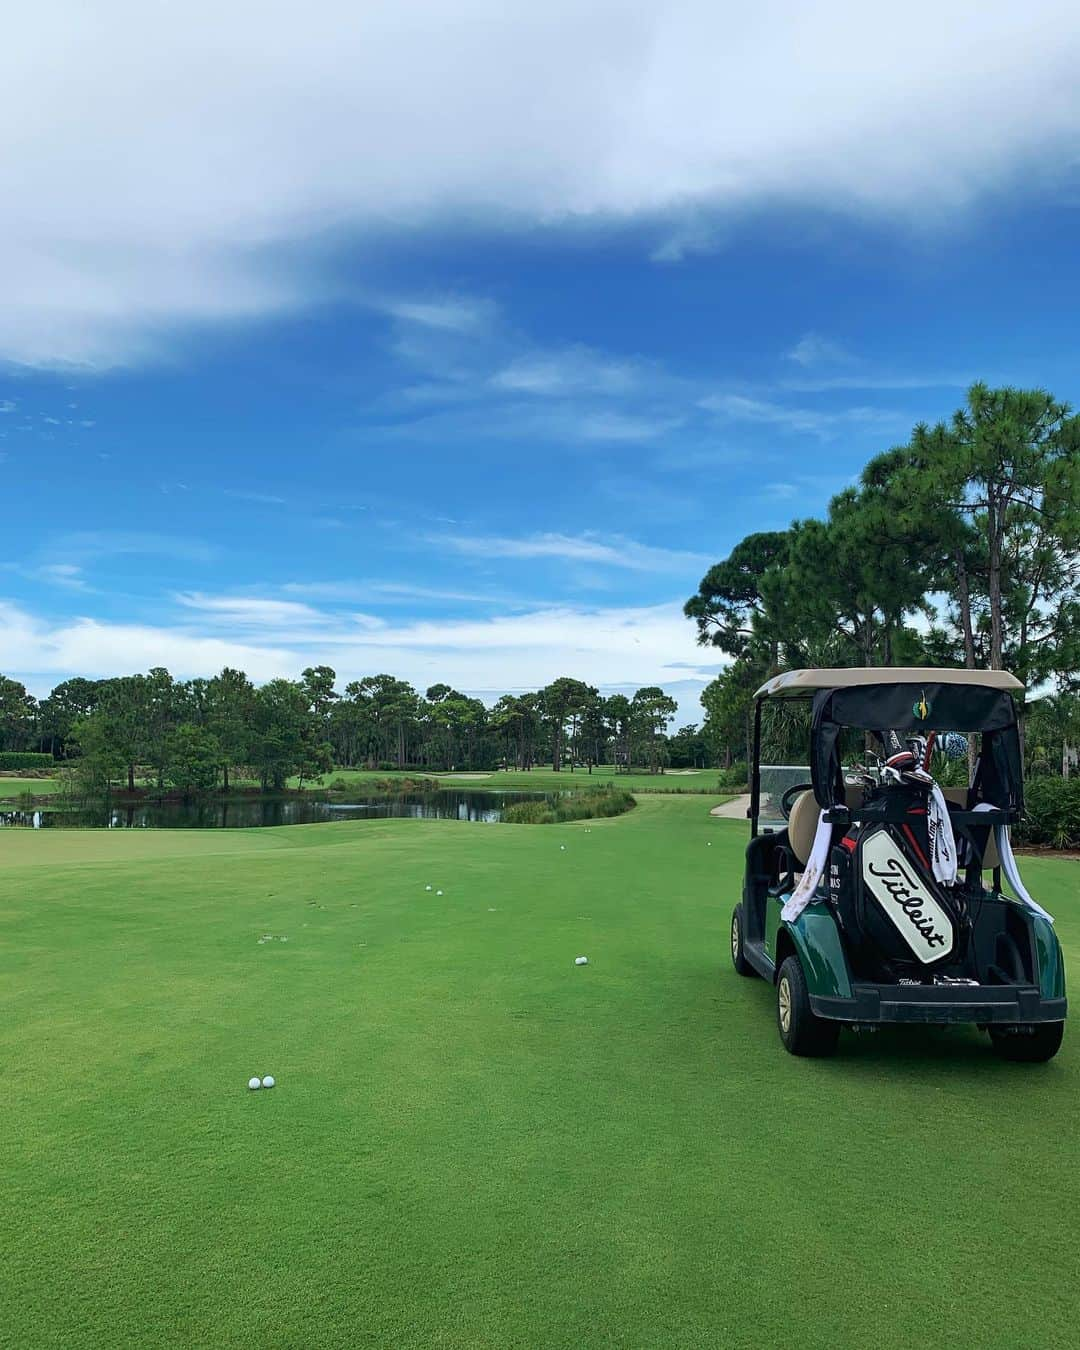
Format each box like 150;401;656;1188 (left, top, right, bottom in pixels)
828;790;969;981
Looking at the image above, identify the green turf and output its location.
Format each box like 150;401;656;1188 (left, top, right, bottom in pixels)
2;799;1076;1348
307;763;726;793
0;775;62;798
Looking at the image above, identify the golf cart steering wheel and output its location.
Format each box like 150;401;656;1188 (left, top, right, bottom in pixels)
780;782;814;820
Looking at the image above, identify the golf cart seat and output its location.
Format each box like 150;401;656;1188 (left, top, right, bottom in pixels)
786;786;864;867
787;789;821;868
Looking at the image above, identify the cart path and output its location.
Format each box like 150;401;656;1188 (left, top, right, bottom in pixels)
710;793;749;819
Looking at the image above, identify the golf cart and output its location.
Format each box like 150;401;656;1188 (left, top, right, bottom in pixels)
730;668;1067;1060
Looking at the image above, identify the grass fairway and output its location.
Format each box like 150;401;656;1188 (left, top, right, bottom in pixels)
2;799;1077;1349
0;776;62;798
305;764;725;793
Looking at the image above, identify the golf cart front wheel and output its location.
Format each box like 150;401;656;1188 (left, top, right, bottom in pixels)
988;1022;1064;1063
730;906;755;977
776;955;840;1057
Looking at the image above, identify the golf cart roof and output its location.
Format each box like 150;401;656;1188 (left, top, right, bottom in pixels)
754;667;1024;700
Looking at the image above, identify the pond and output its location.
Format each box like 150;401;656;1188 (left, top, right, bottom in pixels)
0;790;552;830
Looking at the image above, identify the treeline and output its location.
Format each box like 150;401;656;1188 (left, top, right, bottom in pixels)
687;383;1080;774
0;669;697;797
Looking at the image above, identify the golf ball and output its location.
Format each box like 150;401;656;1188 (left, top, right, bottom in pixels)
436;889;443;896
248;1077;262;1090
425;885;432;891
575;956;589;966
261;1076;275;1089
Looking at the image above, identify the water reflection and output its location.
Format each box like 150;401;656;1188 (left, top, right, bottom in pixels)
0;790;550;829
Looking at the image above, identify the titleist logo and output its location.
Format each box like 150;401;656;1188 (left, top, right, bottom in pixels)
867;856;948;949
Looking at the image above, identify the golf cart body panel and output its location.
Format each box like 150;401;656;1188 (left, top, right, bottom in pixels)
736;667;1067;1054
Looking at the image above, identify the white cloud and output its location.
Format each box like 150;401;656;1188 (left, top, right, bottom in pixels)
4;2;1080;366
432;530;710;572
0;400;15;412
490;347;643;397
700;391;906;437
1;596;718;698
785;333;850;368
378;296;497;334
174;593;329;627
282;580;512;605
49;531;218;566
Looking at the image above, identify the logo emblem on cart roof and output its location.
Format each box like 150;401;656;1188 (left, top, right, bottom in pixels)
912;690;931;719
861;829;954;964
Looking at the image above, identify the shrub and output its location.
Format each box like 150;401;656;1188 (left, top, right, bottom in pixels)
717;762;748;791
502;786;636;825
372;776;441;793
1014;776;1080;850
0;752;54;771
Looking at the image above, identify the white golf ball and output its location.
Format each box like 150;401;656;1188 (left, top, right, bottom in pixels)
425;885;432;891
247;1077;262;1090
261;1075;275;1089
436;889;443;896
575;956;589;966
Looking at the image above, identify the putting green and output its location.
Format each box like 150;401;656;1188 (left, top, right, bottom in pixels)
2;798;1077;1348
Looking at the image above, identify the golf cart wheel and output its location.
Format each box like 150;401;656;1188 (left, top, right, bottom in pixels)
730;906;755;977
776;955;840;1057
988;1022;1065;1063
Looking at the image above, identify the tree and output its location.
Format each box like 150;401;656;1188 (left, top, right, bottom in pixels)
68;711;127;797
701;661;760;768
250;679;323;791
0;676;38;753
344;675;418;768
38;677;102;758
491;694;539;770
539;677;591;771
577;691;609;772
684;531;791;660
669;723;710;769
163;724;222;798
96;675;150;792
868;386;1080;682
604;694;632;773
205;668;256;791
630;686;677;773
301;666;339;722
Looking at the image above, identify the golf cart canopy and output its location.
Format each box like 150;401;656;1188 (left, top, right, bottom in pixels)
751;667;1025;814
754;667;1024;699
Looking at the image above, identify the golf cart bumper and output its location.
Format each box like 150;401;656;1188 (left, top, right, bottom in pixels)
810;984;1067;1025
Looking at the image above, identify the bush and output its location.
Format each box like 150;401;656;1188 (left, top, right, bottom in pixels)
372;776;441;793
716;762;748;791
0;752;54;771
1014;777;1080;850
502;786;636;825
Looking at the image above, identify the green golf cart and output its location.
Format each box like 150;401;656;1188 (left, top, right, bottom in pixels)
730;668;1067;1060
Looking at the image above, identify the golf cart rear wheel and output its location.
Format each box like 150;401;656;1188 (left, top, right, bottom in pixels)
730;905;755;977
776;955;840;1057
988;1022;1065;1063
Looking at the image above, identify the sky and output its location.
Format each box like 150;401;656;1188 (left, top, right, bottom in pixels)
5;1;1080;722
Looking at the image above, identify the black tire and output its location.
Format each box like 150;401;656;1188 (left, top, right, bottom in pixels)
776;954;841;1057
988;1022;1065;1063
731;905;755;977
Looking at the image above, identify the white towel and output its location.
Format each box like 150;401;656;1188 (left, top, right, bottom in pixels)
972;802;1054;923
926;782;958;886
781;808;832;923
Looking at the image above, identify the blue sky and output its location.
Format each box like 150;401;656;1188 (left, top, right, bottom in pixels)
4;2;1080;718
